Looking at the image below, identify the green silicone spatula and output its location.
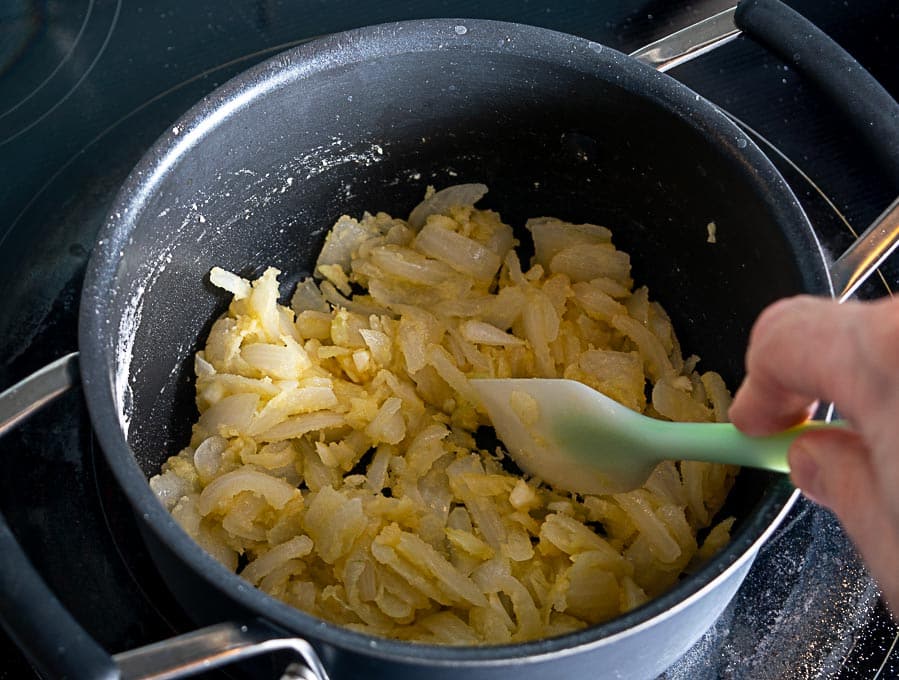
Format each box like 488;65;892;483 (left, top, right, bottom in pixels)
471;378;843;496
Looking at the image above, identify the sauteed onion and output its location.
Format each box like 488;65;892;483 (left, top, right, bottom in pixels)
150;185;737;644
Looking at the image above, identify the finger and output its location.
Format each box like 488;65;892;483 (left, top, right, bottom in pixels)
729;295;866;436
789;428;899;610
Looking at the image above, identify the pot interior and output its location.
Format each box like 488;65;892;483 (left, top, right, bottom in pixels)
85;18;827;653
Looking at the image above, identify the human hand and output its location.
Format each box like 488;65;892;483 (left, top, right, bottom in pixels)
729;294;899;613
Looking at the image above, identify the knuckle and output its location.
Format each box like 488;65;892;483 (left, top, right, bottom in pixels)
745;296;807;365
861;299;899;362
851;298;899;408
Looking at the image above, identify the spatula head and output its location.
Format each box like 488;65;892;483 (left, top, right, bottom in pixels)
472;378;656;495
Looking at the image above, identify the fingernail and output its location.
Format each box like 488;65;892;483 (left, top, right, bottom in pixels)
789;442;824;504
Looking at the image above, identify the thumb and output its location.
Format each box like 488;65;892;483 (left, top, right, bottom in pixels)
789;428;899;610
787;429;868;508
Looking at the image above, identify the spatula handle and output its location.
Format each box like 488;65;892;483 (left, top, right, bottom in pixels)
656;419;847;473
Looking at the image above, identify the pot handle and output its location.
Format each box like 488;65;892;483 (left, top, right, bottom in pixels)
732;0;899;300
0;359;329;680
731;1;899;299
733;0;899;191
111;619;331;680
634;0;899;190
0;352;80;438
633;0;899;298
829;196;899;301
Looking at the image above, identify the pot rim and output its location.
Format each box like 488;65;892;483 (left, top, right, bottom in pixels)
79;17;818;664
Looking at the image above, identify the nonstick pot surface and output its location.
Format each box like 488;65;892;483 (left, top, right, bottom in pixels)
79;19;826;667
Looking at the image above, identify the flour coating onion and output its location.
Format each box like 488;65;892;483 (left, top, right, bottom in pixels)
150;186;738;645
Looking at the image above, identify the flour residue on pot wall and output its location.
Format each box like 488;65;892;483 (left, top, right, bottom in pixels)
230;138;388;217
113;227;179;440
112;139;387;439
114;278;141;439
295;137;386;182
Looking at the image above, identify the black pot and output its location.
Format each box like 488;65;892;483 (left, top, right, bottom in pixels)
2;3;898;679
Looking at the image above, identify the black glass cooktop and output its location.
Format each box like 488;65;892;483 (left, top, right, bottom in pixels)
1;1;897;678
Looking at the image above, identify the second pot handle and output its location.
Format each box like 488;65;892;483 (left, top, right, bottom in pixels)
0;509;119;679
0;354;117;678
112;619;331;680
0;352;80;438
0;359;329;680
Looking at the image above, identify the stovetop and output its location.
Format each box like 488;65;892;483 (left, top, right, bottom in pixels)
1;1;897;678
